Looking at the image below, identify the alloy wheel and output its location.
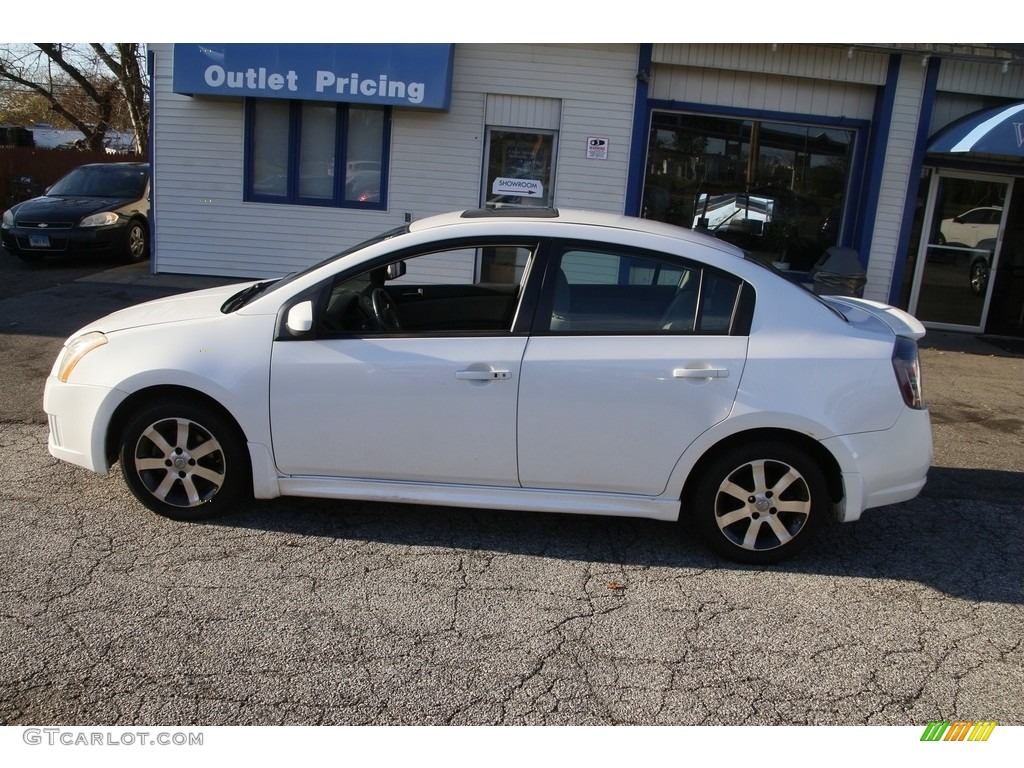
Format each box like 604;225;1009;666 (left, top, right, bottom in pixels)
130;416;227;508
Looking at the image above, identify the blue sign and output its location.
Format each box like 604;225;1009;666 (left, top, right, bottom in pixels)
173;44;454;110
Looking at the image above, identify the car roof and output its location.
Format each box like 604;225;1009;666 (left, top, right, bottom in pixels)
408;207;746;256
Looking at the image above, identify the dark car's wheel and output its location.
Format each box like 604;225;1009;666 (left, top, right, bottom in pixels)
119;400;250;520
124;219;149;262
969;259;989;296
691;441;829;564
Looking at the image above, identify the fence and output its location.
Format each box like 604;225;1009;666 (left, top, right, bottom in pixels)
0;147;146;209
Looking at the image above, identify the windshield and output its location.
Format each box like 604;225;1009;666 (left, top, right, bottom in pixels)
48;165;148;198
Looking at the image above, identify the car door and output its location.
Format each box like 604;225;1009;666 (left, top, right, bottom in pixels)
269;242;536;486
517;244;750;496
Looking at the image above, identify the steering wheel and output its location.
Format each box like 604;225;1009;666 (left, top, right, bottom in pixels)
369;287;402;331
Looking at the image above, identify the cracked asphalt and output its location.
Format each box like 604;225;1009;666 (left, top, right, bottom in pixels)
1;249;1022;726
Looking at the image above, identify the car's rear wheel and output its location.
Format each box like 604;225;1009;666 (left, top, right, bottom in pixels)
119;400;249;520
124;219;149;262
691;441;828;564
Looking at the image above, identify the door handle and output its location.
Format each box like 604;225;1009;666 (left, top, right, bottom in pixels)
456;369;511;381
673;366;729;379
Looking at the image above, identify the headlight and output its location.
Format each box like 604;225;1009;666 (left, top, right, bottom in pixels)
80;211;120;227
58;332;107;382
2;209;13;227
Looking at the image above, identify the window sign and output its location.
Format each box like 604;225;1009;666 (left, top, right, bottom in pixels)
587;137;609;160
492;177;544;198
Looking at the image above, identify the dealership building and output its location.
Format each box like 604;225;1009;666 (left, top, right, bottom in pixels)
148;43;1024;337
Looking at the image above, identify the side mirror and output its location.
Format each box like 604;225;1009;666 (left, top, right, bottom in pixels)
285;300;314;334
386;261;406;280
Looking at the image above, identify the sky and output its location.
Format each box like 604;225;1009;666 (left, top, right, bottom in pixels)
1;2;999;45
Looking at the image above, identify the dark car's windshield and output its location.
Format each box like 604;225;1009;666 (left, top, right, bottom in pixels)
48;165;148;199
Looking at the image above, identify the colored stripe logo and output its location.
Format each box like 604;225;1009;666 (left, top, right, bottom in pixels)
921;721;997;741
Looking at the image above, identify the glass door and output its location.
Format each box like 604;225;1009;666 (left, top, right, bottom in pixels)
909;172;1011;331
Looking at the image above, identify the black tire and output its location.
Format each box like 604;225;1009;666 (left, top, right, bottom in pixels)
119;400;250;520
123;219;149;262
691;441;829;564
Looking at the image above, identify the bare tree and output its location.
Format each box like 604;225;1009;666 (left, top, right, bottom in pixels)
0;44;148;154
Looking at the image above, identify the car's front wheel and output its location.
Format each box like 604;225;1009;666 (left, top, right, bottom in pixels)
119;400;250;520
691;441;829;564
124;219;149;262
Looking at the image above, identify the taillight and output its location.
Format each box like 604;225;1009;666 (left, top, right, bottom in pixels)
892;336;924;409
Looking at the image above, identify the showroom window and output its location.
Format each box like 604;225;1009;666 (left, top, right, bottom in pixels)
482;128;556;209
245;99;389;209
641;111;855;270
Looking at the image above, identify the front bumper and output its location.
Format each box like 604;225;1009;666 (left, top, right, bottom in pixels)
43;376;127;473
2;221;129;258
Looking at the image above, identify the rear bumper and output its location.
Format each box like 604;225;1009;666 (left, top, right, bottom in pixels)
823;406;933;522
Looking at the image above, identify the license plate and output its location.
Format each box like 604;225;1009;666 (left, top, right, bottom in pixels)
29;235;51;248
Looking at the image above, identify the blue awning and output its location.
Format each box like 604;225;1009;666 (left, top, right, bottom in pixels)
928;102;1024;155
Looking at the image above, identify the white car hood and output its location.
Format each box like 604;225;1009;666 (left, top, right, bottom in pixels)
820;296;926;340
74;282;257;335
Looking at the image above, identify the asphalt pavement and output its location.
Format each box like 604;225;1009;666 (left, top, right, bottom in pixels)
1;252;1022;732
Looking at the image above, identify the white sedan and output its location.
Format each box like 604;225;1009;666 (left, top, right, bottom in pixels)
44;208;932;564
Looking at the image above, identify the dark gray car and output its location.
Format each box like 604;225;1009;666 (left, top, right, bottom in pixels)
1;162;150;263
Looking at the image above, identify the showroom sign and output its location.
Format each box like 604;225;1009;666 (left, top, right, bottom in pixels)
492;177;544;198
172;43;454;110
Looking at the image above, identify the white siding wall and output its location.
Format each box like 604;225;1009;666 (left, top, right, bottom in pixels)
653;44;889;87
937;60;1024;101
649;65;878;119
864;58;928;301
150;43;638;278
649;44;881;124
